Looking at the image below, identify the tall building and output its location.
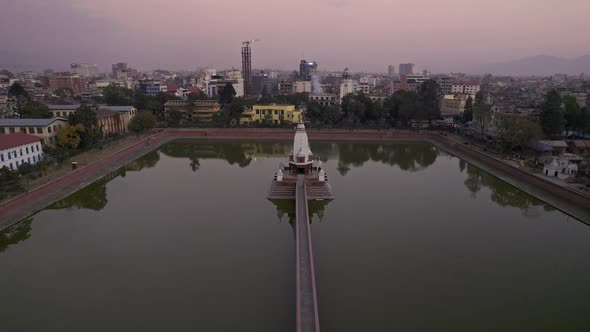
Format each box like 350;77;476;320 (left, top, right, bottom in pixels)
299;60;318;81
70;63;98;77
399;63;415;76
241;41;253;96
388;65;395;77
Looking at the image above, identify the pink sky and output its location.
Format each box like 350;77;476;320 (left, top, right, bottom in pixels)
1;0;589;72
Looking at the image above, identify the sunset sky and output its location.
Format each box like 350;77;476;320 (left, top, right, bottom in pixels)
1;0;589;72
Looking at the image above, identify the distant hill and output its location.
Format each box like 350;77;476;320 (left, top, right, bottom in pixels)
472;55;590;76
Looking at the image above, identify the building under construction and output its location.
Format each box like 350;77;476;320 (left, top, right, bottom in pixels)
241;40;257;96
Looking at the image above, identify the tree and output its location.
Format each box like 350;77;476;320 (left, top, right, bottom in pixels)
7;83;30;117
219;83;236;105
540;90;565;138
56;124;84;149
21;101;51;118
463;96;474;123
103;85;132;105
129;111;156;133
418;80;440;120
563;95;583;136
8;83;28;99
500;116;542;151
473;104;492;139
70;104;99;146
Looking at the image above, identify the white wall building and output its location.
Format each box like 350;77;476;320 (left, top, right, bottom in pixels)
70;63;99;77
452;82;480;95
294;80;312;93
0;133;44;171
339;79;356;100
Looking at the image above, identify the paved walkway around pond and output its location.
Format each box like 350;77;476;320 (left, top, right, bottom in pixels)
295;175;320;332
0;132;172;231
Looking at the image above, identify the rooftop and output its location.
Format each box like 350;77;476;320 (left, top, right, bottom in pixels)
0;118;67;127
100;105;135;113
0;133;42;150
48;105;79;110
96;109;118;119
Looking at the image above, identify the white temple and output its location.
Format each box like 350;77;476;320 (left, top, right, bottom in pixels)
289;122;314;173
268;120;334;200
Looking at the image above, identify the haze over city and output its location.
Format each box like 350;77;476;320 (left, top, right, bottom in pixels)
2;0;589;73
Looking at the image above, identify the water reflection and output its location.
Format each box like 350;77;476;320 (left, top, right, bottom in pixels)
159;140;260;171
49;151;161;211
0;218;32;253
462;163;555;216
269;199;330;224
336;142;439;176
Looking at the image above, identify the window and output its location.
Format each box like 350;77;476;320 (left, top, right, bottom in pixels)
0;154;3;161
9;127;15;133
36;127;42;134
0;128;4;133
36;145;39;151
26;147;29;154
20;149;23;156
28;128;34;134
47;126;52;133
9;163;13;170
20;127;26;133
27;157;30;163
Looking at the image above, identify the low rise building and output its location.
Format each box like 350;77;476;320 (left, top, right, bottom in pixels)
41;73;87;94
240;104;303;125
0;118;68;145
452;82;480;95
440;94;469;118
164;100;221;122
568;140;590;155
0;133;44;171
96;109;126;136
278;80;294;95
309;93;338;107
543;156;578;180
294;81;312;94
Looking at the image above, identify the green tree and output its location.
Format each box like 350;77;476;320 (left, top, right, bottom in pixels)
463;96;474;123
56;124;85;149
563;95;583;136
129;111;156;133
500;116;542;151
21;101;51;118
539;90;565;138
8;83;29;99
103;85;132;105
418;80;440;120
70;104;99;146
219;83;236;105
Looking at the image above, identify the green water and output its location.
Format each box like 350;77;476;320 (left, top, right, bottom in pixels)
1;139;589;331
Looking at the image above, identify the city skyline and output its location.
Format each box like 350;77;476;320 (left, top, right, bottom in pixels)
1;0;589;73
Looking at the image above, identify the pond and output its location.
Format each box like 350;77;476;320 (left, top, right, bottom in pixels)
1;139;588;331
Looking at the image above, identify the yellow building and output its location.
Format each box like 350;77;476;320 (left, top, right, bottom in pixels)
240;104;303;125
0;118;69;146
164;100;221;122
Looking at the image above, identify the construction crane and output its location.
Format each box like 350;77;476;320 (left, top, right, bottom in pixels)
242;39;260;47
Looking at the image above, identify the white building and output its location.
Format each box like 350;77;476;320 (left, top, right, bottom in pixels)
294;80;312;94
70;63;99;77
175;87;190;99
309;93;338;107
339;78;356;100
0;133;44;171
452;82;480;95
543;156;578;181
